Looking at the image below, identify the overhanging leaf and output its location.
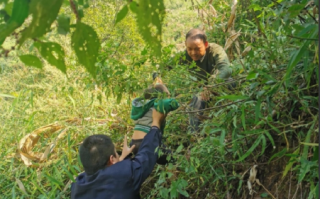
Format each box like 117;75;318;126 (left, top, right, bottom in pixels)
130;0;165;57
19;0;63;45
0;0;29;45
115;5;128;24
19;54;43;69
71;22;100;78
34;42;66;73
285;25;318;83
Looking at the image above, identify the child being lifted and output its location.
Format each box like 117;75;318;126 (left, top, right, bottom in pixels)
130;81;179;164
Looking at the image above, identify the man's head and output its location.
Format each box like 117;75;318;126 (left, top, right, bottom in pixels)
185;28;209;61
79;134;119;175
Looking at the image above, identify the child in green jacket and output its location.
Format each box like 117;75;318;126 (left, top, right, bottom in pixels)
130;84;179;164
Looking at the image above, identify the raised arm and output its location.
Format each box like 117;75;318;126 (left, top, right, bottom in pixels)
131;109;165;190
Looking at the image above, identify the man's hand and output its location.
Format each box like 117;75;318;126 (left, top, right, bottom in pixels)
119;134;135;161
200;87;210;101
151;108;166;128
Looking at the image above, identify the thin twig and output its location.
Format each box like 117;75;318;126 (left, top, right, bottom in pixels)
69;0;80;22
256;179;276;199
178;99;247;113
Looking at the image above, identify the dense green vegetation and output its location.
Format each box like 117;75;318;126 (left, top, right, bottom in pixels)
0;0;318;198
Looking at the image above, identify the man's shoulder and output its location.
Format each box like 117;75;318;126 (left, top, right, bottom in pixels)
208;43;224;52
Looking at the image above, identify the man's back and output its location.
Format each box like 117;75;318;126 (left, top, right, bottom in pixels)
71;126;162;199
71;160;139;199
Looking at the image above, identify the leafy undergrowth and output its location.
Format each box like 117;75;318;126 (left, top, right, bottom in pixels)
0;0;319;199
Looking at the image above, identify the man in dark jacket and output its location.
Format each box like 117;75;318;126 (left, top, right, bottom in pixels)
71;109;166;199
181;28;232;133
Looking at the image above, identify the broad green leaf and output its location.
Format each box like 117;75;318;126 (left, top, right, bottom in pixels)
248;4;262;11
115;5;128;24
288;3;307;18
71;22;100;78
176;144;183;153
236;135;262;162
315;0;319;6
19;54;43;69
282;148;299;178
129;1;138;13
247;72;259;80
57;14;70;35
130;0;165;57
4;2;13;16
34;42;66;73
19;0;63;45
217;95;249;100
0;0;29;45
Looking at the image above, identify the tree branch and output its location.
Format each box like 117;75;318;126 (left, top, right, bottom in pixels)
178;99;247;113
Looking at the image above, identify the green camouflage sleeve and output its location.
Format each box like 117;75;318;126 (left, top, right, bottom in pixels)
209;43;232;80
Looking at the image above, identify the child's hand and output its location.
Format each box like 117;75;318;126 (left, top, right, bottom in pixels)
119;134;135;161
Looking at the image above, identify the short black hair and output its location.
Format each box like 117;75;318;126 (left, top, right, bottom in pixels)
79;134;115;175
185;28;207;43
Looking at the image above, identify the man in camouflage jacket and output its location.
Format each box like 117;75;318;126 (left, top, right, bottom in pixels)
181;28;232;133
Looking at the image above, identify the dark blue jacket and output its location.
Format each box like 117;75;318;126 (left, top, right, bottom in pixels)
71;126;162;199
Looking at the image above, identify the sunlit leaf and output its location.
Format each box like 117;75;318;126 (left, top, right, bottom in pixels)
19;54;43;69
0;0;29;45
217;95;249;100
115;5;128;24
130;0;165;57
71;22;100;78
0;93;15;98
19;0;63;45
4;2;13;16
34;42;66;73
246;71;259;80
